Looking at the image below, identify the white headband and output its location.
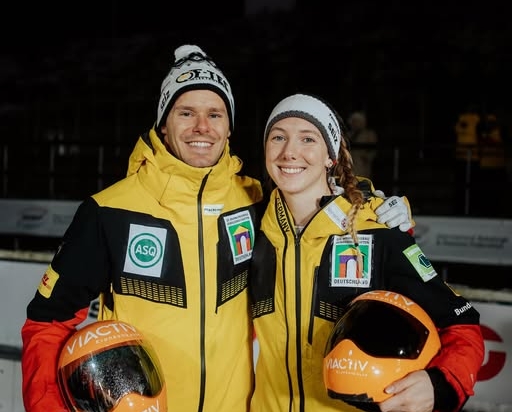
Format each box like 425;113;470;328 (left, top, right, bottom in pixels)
264;94;342;161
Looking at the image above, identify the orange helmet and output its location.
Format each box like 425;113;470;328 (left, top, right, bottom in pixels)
57;320;167;412
323;290;440;410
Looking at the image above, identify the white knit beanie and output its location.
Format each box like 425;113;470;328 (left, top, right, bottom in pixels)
264;94;342;162
157;45;235;131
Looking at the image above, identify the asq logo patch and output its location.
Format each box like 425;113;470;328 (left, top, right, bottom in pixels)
123;224;166;278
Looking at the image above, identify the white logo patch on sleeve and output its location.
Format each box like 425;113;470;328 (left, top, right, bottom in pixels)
403;244;437;282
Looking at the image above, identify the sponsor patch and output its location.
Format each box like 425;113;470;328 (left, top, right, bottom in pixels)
454;301;473;316
403;244;437;282
203;204;223;215
223;210;255;264
330;234;372;288
123;224;166;278
38;265;59;298
324;203;349;231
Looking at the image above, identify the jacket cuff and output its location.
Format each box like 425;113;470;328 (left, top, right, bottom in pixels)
426;367;460;412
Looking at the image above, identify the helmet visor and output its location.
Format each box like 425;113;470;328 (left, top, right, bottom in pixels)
325;300;430;359
58;342;164;412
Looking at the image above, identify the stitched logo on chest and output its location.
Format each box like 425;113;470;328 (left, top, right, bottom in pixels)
223;210;255;264
330;234;372;288
123;224;166;278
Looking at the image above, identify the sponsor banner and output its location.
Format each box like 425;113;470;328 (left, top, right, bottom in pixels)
1;197;509;266
0;199;80;237
468;300;512;408
0;260;48;348
0;357;23;412
414;216;512;266
0;258;96;349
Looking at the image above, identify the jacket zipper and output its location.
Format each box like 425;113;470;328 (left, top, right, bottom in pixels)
308;268;319;345
197;172;210;412
295;234;306;412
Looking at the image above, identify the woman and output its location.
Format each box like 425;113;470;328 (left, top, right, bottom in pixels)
249;93;484;412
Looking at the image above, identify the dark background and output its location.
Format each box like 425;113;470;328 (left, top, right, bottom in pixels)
1;0;510;207
0;1;510;287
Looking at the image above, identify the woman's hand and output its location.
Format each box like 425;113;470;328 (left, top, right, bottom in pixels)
378;370;435;412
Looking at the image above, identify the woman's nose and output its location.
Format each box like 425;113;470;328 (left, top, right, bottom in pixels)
281;140;298;160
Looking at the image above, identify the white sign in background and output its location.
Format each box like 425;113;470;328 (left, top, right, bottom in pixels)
0;199;79;238
414;216;512;266
0;200;510;266
468;301;512;408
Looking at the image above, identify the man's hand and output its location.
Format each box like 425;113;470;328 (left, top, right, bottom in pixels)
374;194;415;232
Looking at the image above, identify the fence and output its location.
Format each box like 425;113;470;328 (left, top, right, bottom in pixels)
2;140;510;218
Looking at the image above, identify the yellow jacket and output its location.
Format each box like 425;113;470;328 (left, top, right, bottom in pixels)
250;189;386;412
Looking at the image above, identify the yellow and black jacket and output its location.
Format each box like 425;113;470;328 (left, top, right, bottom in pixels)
249;189;483;412
22;128;263;412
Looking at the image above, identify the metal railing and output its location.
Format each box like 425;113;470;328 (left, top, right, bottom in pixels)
1;140;510;218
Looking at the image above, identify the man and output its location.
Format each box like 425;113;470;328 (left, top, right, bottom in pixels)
21;45;414;412
22;44;263;412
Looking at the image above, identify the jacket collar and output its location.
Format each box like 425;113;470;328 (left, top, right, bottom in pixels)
127;128;242;203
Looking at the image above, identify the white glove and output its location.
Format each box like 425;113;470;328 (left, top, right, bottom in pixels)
375;195;414;232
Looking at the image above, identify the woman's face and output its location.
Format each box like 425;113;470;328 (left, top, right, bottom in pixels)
265;116;332;196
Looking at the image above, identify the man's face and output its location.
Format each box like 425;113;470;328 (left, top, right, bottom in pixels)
161;89;231;167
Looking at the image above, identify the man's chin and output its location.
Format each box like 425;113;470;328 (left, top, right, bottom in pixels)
187;157;219;168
